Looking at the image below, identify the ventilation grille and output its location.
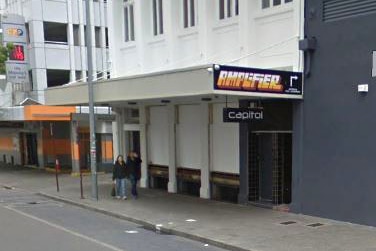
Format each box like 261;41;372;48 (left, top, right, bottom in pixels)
323;0;376;22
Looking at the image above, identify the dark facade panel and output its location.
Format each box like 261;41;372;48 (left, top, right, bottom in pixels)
298;0;376;226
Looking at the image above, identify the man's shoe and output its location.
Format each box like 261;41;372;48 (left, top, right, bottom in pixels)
122;196;127;200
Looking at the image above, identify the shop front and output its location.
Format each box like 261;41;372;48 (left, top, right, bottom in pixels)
214;65;302;208
44;64;303;205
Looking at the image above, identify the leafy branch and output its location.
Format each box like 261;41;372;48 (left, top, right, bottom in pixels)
0;43;15;75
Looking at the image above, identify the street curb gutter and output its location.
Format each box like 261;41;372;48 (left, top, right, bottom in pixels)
37;192;251;251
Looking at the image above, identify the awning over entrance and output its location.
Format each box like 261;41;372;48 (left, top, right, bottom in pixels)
44;65;303;106
0;105;76;121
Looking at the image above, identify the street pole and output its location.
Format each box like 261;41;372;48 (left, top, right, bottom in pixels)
85;0;98;200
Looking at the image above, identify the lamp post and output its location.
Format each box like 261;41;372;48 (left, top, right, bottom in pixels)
85;0;98;200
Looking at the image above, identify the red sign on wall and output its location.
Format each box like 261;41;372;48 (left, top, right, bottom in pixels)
9;45;25;61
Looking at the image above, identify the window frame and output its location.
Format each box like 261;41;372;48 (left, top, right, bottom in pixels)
123;0;135;42
152;0;164;36
262;0;293;9
219;0;239;20
182;0;197;29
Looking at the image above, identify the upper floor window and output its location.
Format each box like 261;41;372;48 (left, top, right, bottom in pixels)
95;27;101;48
43;22;68;45
219;0;239;20
262;0;292;9
153;0;164;35
183;0;196;28
124;0;135;42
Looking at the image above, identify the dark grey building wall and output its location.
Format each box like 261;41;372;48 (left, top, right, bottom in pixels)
295;0;376;226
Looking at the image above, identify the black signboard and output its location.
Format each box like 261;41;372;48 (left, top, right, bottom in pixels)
213;64;303;96
223;108;264;123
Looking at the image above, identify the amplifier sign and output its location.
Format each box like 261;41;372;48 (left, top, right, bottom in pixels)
223;108;264;123
213;65;303;96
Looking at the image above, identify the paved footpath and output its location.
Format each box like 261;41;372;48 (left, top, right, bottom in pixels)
1;165;376;251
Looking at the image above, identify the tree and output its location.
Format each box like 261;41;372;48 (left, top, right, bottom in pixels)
0;43;15;75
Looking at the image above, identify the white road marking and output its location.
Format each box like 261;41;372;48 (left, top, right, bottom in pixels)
124;230;138;234
4;205;125;251
185;219;197;222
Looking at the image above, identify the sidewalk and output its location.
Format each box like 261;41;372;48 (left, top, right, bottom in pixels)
1;166;376;251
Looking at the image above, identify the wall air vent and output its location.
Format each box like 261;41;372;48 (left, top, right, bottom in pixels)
323;0;376;22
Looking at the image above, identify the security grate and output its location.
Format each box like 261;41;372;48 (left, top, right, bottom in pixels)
323;0;376;22
248;133;260;202
248;133;292;205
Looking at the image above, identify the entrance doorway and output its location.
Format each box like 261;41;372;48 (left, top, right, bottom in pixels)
78;132;90;170
125;130;140;155
20;133;39;166
248;132;292;205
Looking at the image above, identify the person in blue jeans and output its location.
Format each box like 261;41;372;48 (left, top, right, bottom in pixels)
112;155;128;200
126;151;142;199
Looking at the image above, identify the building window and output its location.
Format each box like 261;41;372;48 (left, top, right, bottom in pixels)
183;0;196;28
25;23;30;43
75;71;82;81
44;22;68;44
152;0;163;35
73;25;80;46
29;70;33;90
219;0;239;20
262;0;292;9
46;70;70;88
124;0;135;42
105;28;109;47
95;27;101;48
97;71;103;79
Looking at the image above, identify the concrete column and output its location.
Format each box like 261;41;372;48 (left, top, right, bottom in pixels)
238;100;249;204
200;103;210;199
111;109;121;159
99;0;107;76
89;0;97;79
78;0;87;81
198;0;215;63
70;120;80;173
139;105;149;188
67;0;76;82
167;105;177;193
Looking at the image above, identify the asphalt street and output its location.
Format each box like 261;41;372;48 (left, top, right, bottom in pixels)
0;186;228;251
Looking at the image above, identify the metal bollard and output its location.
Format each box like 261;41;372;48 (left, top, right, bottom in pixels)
55;159;60;192
80;167;84;199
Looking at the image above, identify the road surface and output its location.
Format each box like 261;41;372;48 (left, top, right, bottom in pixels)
0;186;227;251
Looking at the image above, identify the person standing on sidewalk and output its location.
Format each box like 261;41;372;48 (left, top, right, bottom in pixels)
112;155;128;200
126;151;142;199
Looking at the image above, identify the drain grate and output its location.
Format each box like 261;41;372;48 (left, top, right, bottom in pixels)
280;221;297;225
307;223;324;228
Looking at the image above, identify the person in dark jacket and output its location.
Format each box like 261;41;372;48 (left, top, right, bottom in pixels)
126;151;142;199
112;155;128;200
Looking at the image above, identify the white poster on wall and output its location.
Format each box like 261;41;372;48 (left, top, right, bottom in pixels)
373;51;376;77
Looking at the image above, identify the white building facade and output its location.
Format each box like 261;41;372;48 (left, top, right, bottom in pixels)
0;1;114;175
2;0;109;104
45;0;304;204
